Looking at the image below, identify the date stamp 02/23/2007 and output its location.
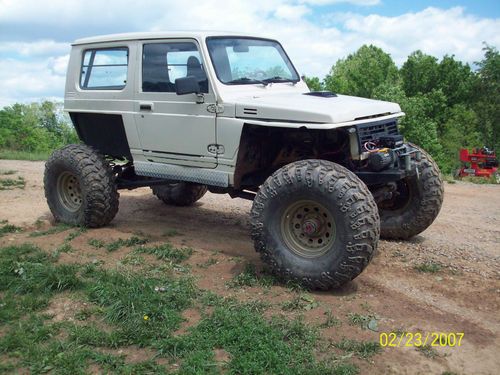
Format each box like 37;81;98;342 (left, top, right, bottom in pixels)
379;332;465;348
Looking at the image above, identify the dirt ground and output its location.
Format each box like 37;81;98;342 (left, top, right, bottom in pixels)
1;160;499;374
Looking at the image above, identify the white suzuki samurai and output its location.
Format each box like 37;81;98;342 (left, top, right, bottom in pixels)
45;31;444;289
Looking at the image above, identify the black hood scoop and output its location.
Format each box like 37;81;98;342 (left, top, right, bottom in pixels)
304;91;337;98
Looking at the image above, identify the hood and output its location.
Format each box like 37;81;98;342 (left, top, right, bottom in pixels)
234;92;402;124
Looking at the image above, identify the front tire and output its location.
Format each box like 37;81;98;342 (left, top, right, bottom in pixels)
44;144;119;228
378;145;444;240
250;160;380;290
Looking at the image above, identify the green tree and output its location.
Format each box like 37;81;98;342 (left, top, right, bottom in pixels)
0;101;78;155
324;45;398;98
439;105;482;173
373;83;442;159
473;44;500;151
436;55;476;107
400;50;439;96
303;76;323;91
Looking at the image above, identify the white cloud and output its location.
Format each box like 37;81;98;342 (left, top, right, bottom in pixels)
0;40;68;57
0;1;498;106
275;5;311;20
339;7;500;64
299;0;379;5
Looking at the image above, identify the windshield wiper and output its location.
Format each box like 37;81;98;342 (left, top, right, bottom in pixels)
262;76;299;84
226;77;269;86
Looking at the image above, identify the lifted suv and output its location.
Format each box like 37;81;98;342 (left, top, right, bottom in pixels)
45;31;444;289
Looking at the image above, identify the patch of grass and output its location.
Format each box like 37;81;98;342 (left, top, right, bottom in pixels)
334;339;382;359
0;176;25;190
105;236;149;252
75;306;102;321
0;149;50;161
320;310;341;328
155;301;336;375
347;312;378;330
0;243;82;323
29;223;72;237
0;222;22;237
88;238;105;248
282;294;320;311
226;263;275;289
0;169;17;175
121;252;146;266
65;227;87;242
414;260;442;273
0;241;355;375
83;269;196;346
416;344;439;358
51;243;73;259
135;243;192;262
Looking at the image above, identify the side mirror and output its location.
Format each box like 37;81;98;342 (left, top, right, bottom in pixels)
175;76;200;95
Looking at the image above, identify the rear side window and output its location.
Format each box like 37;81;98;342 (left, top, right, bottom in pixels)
80;48;128;90
142;42;208;93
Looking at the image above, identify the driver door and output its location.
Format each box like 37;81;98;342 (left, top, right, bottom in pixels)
134;39;217;168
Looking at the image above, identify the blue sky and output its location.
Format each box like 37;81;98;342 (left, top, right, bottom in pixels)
316;0;499;18
0;0;498;106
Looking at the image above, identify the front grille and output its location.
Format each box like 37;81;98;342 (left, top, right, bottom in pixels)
357;120;399;144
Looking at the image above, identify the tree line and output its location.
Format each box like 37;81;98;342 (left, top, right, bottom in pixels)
0;44;498;173
305;44;499;173
0;101;78;157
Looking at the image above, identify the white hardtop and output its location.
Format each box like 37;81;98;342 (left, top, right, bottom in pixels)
72;31;267;45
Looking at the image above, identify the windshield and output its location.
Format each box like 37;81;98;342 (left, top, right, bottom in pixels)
206;37;300;85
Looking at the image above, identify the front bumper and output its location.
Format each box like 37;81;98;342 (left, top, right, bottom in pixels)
354;143;421;185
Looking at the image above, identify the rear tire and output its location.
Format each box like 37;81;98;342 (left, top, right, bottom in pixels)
378;145;444;240
44;144;119;228
151;183;207;206
250;159;380;290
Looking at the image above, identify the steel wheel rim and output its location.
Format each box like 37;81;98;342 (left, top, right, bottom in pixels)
280;200;336;258
57;171;83;212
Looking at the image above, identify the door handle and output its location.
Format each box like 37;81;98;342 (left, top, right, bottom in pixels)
139;102;153;111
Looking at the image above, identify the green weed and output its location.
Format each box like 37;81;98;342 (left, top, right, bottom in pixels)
416;344;439;358
105;236;149;252
282;294;320;311
88;238;105;248
65;227;87;242
29;223;72;237
321;310;341;328
347;312;378;330
0;170;17;175
414;260;442;273
226;263;275;288
334;339;382;359
0;176;25;190
0;222;22;237
135;243;192;262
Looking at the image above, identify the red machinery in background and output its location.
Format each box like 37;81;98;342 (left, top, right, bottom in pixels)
457;147;499;182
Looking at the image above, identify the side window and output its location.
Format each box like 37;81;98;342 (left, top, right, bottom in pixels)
142;42;208;93
80;48;128;90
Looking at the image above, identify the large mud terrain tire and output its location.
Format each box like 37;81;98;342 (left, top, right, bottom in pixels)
151;183;207;206
44;144;119;227
250;160;380;290
378;145;444;240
